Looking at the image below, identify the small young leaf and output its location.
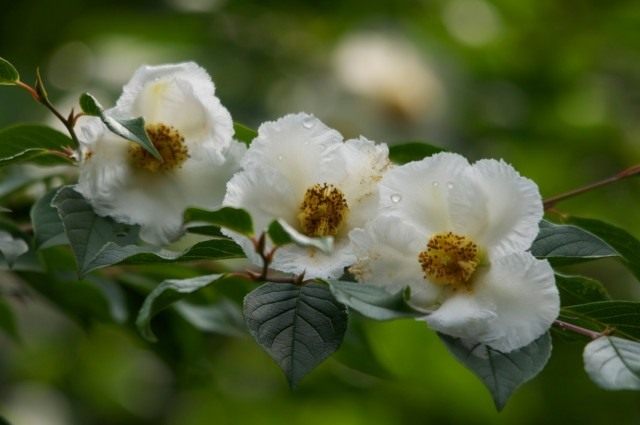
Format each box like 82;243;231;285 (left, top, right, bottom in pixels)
555;273;610;306
79;92;102;116
31;187;67;249
388;142;444;165
184;207;254;236
0;57;19;85
583;336;640;390
328;280;422;320
440;332;552;410
136;273;224;342
80;92;162;160
0;124;73;168
560;301;640;341
233;122;258;145
244;282;348;387
52;186;139;276
268;219;333;254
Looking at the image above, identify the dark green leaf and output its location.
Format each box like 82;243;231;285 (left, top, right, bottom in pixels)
244;282;348;387
0;299;19;341
555;273;610;306
267;219;333;254
0;124;73;167
440;332;552;410
567;217;640;282
328;280;421;320
531;220;617;263
174;299;245;337
0;57;19;85
560;301;640;342
583;336;640;390
233;122;258;145
136;273;224;342
31;187;67;249
388;142;444;165
51;186;139;276
184;207;254;236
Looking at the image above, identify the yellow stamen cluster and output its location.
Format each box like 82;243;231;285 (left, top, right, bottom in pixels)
418;231;480;291
297;183;349;237
129;123;189;173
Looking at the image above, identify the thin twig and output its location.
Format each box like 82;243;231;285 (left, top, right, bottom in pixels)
553;319;609;340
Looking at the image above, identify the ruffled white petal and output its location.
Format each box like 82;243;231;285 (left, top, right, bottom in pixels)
426;252;559;352
378;152;470;235
350;216;441;306
460;159;543;258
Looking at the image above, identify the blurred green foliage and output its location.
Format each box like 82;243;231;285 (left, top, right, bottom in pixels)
1;0;640;423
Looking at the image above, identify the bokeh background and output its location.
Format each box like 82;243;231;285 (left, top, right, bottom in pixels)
1;0;640;423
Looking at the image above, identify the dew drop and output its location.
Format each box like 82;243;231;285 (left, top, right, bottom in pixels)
446;181;454;189
277;155;284;161
390;194;402;203
302;117;315;129
432;181;440;188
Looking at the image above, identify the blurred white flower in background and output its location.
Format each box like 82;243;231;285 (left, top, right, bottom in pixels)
77;62;245;245
350;152;559;352
224;113;391;279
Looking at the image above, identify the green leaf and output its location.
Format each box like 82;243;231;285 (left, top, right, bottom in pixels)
0;124;73;167
233;122;258;145
555;273;610;306
583;336;640;390
0;299;19;341
174;299;245;337
333;313;392;378
268;219;333;254
328;280;422;320
80;92;162;160
184;207;254;236
531;220;617;263
440;332;552;411
567;217;640;282
84;237;245;272
560;301;640;341
136;273;224;342
244;282;348;387
388;142;444;165
51;186;139;276
31;187;67;249
79;92;102;116
0;57;19;85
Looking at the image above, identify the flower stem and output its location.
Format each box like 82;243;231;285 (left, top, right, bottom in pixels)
543;164;640;210
553;319;606;340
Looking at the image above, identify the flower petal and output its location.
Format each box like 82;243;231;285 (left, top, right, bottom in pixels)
379;152;470;234
426;252;559;352
350;216;441;306
457;159;543;257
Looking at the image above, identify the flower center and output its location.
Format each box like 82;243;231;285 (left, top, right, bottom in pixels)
128;123;189;173
418;232;481;291
297;183;349;237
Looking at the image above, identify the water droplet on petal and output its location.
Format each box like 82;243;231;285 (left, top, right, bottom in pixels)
432;181;440;188
446;181;454;189
390;194;402;203
302;117;315;129
277;155;284;161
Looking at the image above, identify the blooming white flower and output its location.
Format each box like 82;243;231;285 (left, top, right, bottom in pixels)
223;113;391;279
350;152;559;352
76;62;246;245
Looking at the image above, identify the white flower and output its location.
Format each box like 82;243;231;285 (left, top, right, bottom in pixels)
223;113;391;279
350;152;559;352
76;62;246;245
